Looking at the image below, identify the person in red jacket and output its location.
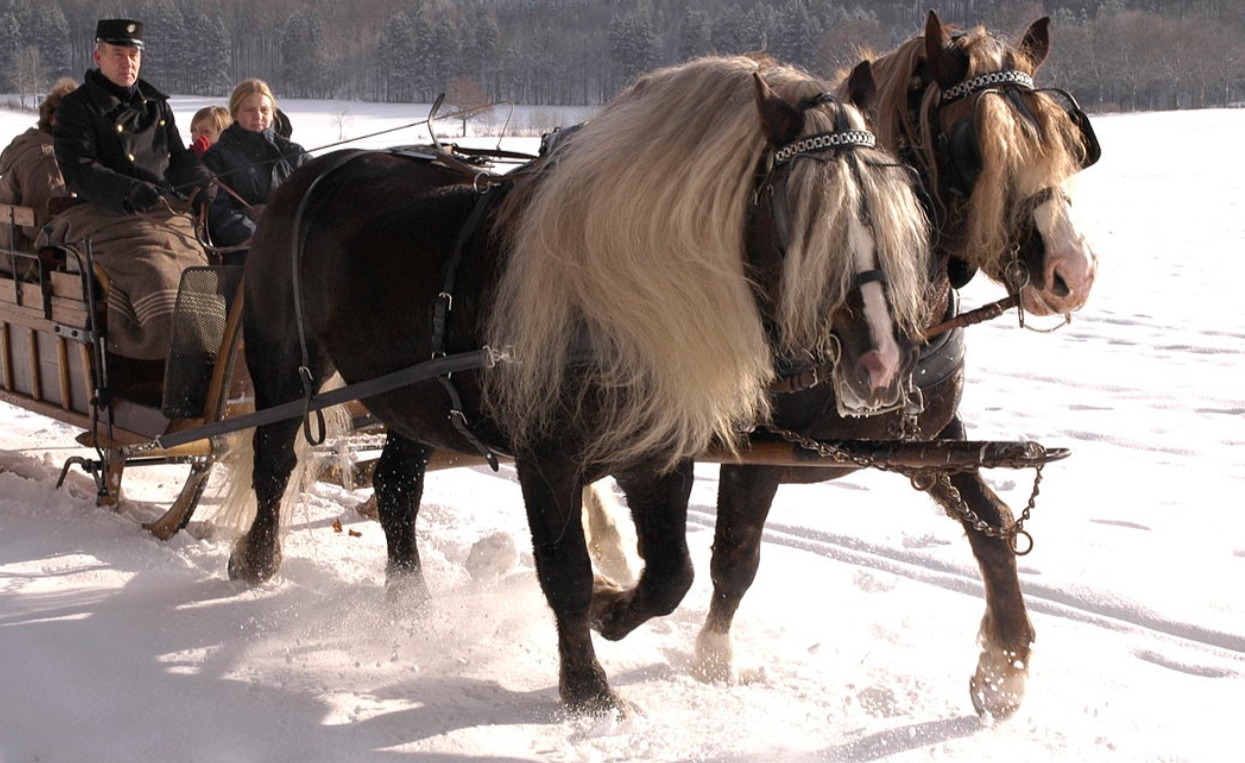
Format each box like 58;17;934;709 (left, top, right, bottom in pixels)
189;106;231;158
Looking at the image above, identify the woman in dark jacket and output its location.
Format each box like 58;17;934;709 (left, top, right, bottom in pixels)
203;79;308;260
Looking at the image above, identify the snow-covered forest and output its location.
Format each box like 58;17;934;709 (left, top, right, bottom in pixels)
2;0;1243;110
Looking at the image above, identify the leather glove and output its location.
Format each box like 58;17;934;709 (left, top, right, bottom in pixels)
191;182;217;218
125;181;163;213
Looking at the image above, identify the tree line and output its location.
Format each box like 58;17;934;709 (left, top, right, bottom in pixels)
2;0;1242;112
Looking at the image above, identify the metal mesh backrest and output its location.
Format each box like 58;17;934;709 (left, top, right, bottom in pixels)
162;265;243;418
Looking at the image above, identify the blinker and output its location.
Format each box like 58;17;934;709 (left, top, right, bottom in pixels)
936;71;1101;197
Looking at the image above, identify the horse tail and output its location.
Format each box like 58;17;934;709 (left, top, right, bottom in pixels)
206;374;355;534
581;480;637;588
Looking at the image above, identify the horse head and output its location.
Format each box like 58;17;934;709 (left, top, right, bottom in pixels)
750;60;931;416
868;12;1099;319
925;12;1099;316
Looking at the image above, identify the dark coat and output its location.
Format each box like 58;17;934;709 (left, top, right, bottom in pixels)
52;68;212;213
202;123;308;248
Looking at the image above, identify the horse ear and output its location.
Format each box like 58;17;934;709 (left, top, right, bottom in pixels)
924;10;967;89
846;60;876;112
1020;17;1051;70
753;72;803;146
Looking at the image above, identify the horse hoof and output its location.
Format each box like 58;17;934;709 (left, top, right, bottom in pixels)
564;688;632;718
384;569;432;609
691;629;736;683
969;650;1028;720
589;579;637;641
227;537;281;585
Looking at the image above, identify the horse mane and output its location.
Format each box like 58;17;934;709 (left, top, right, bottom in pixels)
861;26;1086;277
486;55;928;469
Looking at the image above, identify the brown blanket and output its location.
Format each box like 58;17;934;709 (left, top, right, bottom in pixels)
46;203;209;360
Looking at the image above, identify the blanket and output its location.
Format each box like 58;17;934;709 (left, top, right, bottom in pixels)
46;203;209;360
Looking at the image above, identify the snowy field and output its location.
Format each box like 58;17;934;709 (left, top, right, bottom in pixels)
0;97;1242;762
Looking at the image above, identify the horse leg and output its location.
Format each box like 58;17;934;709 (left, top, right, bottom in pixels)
591;460;695;641
228;417;301;584
693;464;782;682
372;431;435;604
514;453;624;715
928;416;1035;720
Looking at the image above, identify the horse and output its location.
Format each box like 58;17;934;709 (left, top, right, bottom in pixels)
227;54;933;714
691;13;1101;720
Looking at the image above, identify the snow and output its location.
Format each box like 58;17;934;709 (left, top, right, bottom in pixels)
1;98;1242;762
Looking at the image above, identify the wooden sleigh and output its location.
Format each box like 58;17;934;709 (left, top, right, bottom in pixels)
0;201;256;537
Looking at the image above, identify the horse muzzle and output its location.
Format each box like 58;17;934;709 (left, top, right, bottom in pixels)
833;340;919;418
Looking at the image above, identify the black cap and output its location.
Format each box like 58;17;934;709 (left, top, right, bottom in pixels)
95;19;144;50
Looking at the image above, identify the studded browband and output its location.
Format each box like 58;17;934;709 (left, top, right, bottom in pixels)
941;70;1035;103
773;129;876;165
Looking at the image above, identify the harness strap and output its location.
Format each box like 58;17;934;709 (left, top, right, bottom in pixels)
430;188;506;471
149;348;508;451
769;359;836;395
290;149;375;446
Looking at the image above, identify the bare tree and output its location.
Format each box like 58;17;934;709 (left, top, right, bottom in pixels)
12;46;47;110
444;77;492;137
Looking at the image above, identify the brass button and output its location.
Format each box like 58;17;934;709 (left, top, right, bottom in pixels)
115;123;124;133
127;153;135;162
159;119;165;127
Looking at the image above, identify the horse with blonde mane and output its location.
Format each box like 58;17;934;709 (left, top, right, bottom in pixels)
228;54;932;714
693;13;1101;720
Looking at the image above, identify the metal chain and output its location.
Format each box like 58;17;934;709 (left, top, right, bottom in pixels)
919;466;1043;555
759;402;1044;556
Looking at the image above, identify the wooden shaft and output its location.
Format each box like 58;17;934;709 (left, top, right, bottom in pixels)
413;438;1068;473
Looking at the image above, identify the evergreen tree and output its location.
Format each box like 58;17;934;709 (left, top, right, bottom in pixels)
183;2;231;95
773;1;822;69
677;8;711;62
378;12;417;102
281;10;330;98
0;2;20;92
607;4;656;91
20;0;69;82
136;0;185;91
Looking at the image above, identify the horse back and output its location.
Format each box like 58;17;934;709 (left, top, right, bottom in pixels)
244;149;503;446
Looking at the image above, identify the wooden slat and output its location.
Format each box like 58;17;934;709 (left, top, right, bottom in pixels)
0;203;36;228
0;387;92;430
50;270;90;300
56;334;70;410
0;279;44;305
24;326;40;401
0;321;11;390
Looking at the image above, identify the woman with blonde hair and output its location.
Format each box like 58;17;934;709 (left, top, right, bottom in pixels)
202;78;308;261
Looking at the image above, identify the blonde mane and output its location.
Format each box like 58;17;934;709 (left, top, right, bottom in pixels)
862;27;1086;278
486;56;929;469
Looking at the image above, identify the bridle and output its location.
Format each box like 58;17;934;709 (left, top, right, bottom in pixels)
757;92;898;302
755;93;922;407
910;59;1101;299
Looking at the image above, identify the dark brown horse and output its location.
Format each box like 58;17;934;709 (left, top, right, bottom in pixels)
227;56;933;713
693;14;1101;720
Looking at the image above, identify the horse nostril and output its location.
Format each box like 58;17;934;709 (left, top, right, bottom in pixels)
860;351;892;391
1050;271;1071;298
